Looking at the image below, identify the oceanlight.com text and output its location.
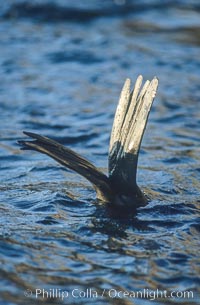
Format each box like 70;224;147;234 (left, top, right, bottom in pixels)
24;287;194;301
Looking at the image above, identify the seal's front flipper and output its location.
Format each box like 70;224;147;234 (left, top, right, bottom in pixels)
18;132;113;202
109;75;158;200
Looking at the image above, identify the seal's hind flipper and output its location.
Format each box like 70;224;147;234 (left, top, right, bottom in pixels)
109;75;158;195
18;74;158;207
18;132;113;202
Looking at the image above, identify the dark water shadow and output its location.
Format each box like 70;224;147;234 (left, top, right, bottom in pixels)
2;1;195;23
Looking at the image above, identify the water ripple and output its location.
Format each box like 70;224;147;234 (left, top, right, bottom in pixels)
1;1;200;304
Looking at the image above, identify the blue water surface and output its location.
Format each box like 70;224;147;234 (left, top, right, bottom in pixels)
0;1;200;304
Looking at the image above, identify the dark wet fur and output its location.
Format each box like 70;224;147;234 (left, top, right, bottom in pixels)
18;131;113;203
18;132;146;207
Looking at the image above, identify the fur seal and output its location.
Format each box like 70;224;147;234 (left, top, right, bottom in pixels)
19;75;158;208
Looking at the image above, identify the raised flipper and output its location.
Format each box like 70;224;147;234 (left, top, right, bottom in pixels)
18;132;113;202
19;75;158;208
109;75;158;204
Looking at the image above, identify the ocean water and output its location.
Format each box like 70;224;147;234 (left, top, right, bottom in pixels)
0;1;200;304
